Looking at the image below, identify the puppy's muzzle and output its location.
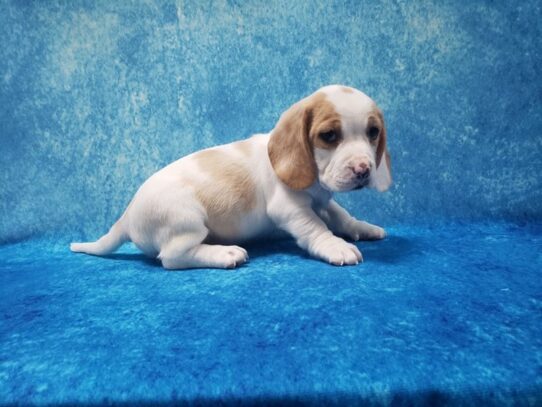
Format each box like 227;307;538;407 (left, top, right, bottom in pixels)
351;161;371;180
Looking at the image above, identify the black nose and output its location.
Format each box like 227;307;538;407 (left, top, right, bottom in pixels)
352;162;370;178
356;171;370;180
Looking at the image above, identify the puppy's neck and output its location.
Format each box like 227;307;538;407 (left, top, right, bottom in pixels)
305;182;333;206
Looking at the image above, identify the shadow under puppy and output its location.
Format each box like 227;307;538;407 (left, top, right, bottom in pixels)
71;85;392;269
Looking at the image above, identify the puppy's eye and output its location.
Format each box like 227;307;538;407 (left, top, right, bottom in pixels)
367;126;380;141
319;130;338;143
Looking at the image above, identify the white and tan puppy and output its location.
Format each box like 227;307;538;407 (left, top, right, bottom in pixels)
71;85;392;269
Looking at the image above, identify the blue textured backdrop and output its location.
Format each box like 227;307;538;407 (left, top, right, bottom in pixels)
1;0;541;243
1;1;542;405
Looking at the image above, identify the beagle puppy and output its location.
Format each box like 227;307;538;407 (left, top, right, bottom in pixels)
71;85;392;269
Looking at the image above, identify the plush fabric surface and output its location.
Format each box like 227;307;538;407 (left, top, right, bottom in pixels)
2;0;542;405
1;222;541;405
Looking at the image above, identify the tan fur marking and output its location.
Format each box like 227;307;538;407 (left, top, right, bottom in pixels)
366;114;382;146
340;86;354;94
385;150;392;174
233;139;252;157
309;93;343;150
372;109;389;172
268;92;342;190
193;149;256;233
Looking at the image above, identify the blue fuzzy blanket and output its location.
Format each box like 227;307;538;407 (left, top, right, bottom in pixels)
1;222;541;405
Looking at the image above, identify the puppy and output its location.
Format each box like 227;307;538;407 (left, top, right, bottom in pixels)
71;85;392;269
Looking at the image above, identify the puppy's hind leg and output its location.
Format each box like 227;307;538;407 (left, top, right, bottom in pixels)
160;241;248;270
157;222;248;270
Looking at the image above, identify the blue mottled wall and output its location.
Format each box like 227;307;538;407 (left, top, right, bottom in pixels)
1;0;541;242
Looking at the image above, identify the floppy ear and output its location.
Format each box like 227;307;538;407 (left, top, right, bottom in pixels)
373;116;392;192
268;99;317;190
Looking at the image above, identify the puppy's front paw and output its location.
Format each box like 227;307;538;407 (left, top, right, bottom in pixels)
314;236;363;266
345;221;386;241
214;245;249;269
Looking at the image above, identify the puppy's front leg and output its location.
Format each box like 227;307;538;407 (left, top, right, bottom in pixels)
268;200;362;266
318;200;386;241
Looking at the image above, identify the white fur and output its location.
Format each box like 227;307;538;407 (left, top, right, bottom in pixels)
71;85;391;269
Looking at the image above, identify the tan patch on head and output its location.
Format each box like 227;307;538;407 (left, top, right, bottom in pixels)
340;86;354;94
309;93;343;150
268;92;342;189
193;149;256;232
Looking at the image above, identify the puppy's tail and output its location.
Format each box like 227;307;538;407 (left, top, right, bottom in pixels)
70;217;129;256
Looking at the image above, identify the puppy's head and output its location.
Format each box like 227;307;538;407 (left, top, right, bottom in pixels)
268;85;392;192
